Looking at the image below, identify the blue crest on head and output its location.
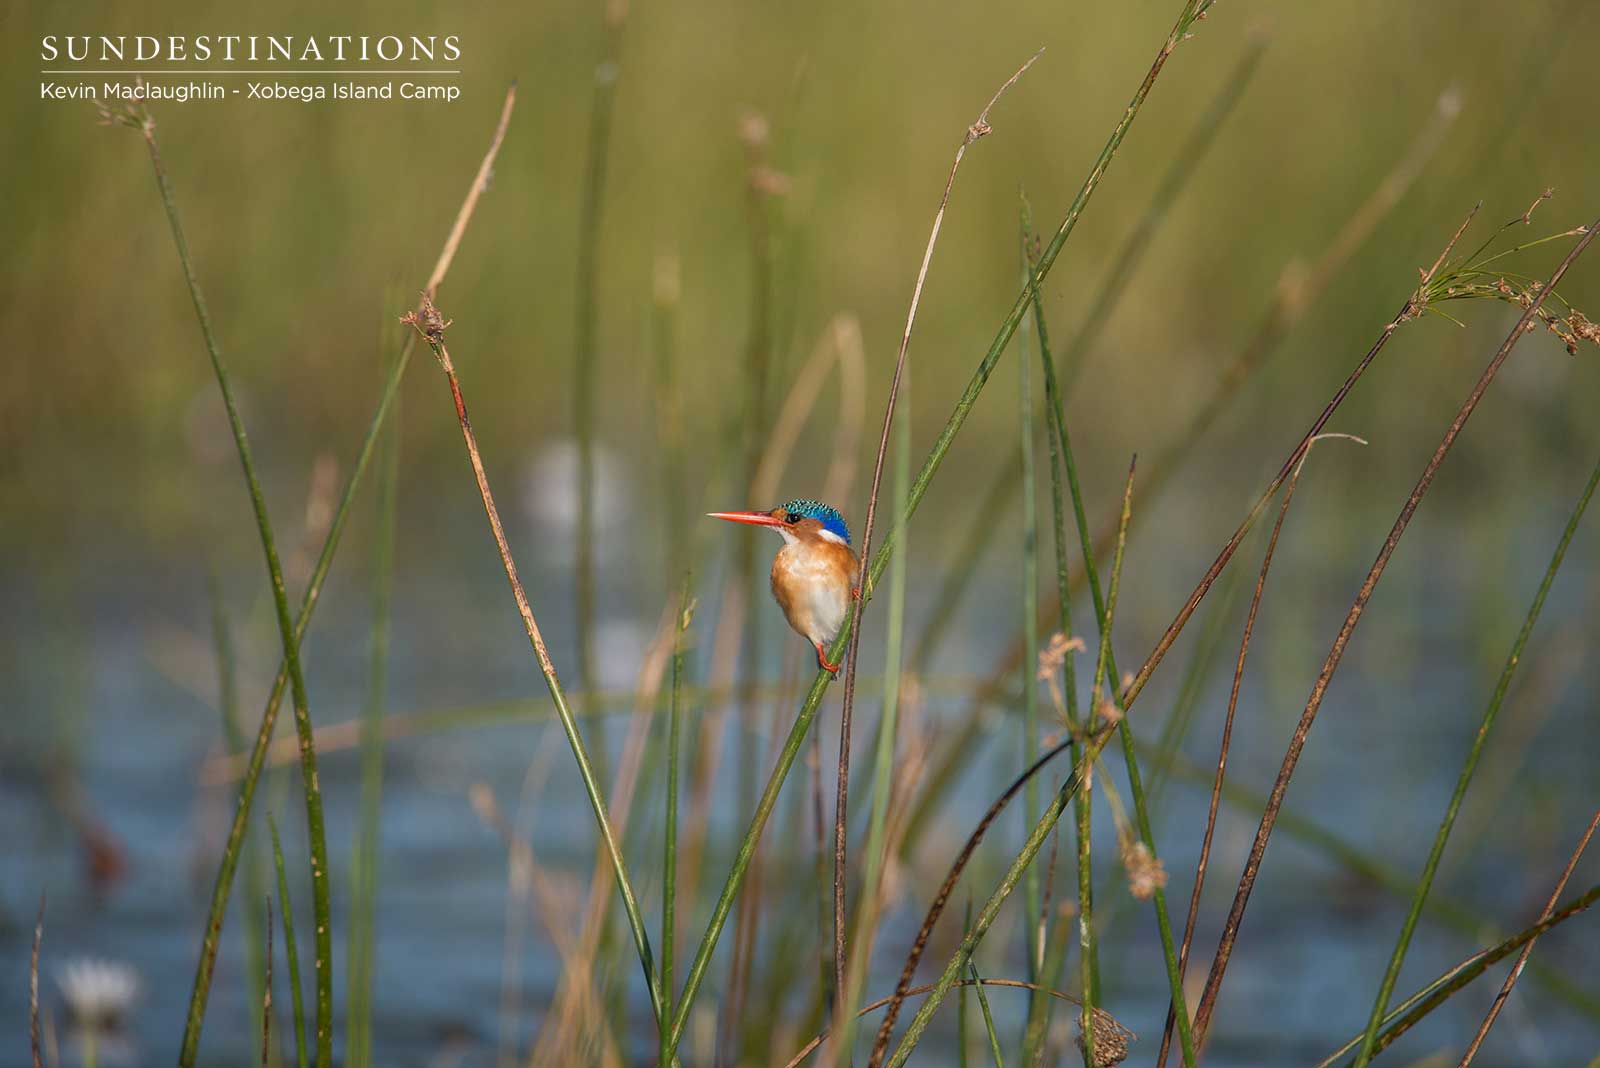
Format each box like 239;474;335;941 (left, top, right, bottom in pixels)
781;499;851;544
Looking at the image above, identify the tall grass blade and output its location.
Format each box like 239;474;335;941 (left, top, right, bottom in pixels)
660;576;693;1067
1318;881;1600;1068
1349;449;1600;1067
1019;198;1094;1064
269;818;309;1068
158;87;517;1064
132;113;333;1068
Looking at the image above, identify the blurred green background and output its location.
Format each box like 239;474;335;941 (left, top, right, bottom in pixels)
5;0;1600;1064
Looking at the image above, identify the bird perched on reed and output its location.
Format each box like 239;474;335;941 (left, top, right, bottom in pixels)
709;499;858;672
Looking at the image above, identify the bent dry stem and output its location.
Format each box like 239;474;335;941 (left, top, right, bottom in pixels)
402;295;665;1030
1195;213;1600;1051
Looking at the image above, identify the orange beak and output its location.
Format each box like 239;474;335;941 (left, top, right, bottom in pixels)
708;510;783;528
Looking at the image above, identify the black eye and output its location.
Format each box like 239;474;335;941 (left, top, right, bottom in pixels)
786;511;802;524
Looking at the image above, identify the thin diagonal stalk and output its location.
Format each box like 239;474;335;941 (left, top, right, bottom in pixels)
262;896;273;1068
402;297;665;1030
573;0;627;747
675;0;1219;1044
1197;215;1600;1051
269;818;308;1068
874;465;1135;1068
1138;732;1600;1017
346;351;400;1068
1317;881;1600;1068
1158;434;1364;1067
829;50;1044;1068
882;726;1120;1068
1458;807;1600;1067
913;90;1462;798
660;576;692;1068
30;895;43;1068
904;38;1262;681
1350;447;1600;1067
138;115;332;1068
969;958;1005;1068
173;87;516;1063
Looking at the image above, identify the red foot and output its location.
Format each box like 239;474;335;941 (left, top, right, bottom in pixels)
851;585;861;602
814;642;841;674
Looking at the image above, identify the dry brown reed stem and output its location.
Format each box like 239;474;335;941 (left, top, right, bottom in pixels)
829;48;1043;1057
429;88;517;296
1456;806;1600;1068
1189;214;1600;1049
1156;432;1366;1067
681;314;866;916
30;894;43;1068
786;978;1124;1068
533;601;679;1064
404;293;664;1031
931;91;1460;746
1119;201;1479;739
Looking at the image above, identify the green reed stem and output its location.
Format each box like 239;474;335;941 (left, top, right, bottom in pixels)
1041;294;1196;1065
1020;196;1096;1067
660;576;691;1068
1323;882;1600;1068
346;347;400;1068
670;3;1216;1049
970;959;1006;1068
905;36;1259;681
1016;215;1044;989
139;122;333;1068
269;818;308;1068
1349;449;1600;1067
206;572;269;1057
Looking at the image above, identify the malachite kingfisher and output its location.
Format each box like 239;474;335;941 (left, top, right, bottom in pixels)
709;499;859;673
